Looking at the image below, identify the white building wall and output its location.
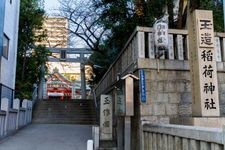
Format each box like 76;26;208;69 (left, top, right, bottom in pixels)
1;0;20;89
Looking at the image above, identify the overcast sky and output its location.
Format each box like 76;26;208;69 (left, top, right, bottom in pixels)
44;0;60;15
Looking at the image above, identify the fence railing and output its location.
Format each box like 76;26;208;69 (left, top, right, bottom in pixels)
142;123;224;150
0;98;32;139
94;26;225;97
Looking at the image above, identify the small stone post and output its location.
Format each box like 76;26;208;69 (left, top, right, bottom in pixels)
13;98;20;129
1;98;9;135
22;99;28;124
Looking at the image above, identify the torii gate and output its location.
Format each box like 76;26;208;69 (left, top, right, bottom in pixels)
46;47;93;99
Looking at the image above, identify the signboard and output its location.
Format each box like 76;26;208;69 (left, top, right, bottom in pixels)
125;77;134;116
115;87;125;116
139;69;146;103
188;10;219;116
100;95;112;140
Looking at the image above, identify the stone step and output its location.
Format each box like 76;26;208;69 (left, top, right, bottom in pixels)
33;118;97;125
33;99;97;125
34;115;96;119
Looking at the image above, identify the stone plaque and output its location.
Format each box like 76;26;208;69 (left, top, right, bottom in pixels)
176;35;184;60
148;33;155;58
100;95;112;140
168;34;174;59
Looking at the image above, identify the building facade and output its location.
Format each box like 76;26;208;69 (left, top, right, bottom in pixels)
0;0;20;102
36;17;93;99
36;17;68;48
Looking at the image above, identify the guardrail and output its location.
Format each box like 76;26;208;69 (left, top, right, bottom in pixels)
142;123;224;150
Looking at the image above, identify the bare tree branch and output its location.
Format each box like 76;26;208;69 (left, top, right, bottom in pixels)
58;0;109;53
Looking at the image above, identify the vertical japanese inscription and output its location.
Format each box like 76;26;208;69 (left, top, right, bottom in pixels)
100;95;113;140
198;19;214;48
189;10;219;116
195;13;219;116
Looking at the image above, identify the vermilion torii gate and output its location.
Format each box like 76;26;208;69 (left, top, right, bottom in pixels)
40;47;93;99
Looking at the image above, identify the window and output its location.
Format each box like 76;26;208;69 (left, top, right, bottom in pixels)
60;50;66;60
84;54;91;58
3;34;9;59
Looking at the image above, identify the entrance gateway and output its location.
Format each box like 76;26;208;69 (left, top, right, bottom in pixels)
45;48;93;99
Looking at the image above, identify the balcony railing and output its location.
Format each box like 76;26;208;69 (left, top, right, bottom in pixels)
94;26;225;97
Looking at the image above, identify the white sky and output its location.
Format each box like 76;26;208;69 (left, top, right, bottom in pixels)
44;0;60;15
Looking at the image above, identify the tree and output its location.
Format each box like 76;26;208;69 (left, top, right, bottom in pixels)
59;0;109;53
59;0;224;84
199;0;224;31
16;0;51;99
177;0;223;31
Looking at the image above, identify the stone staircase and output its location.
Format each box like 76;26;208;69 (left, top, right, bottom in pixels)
32;99;97;125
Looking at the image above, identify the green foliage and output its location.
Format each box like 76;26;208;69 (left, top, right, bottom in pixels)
87;0;224;84
199;0;224;32
16;0;50;99
90;0;167;83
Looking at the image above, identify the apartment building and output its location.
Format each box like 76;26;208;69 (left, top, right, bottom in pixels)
0;0;20;102
36;17;68;48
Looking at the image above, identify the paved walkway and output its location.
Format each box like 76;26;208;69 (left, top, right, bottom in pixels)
0;124;92;150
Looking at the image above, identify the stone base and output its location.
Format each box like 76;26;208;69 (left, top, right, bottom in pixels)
170;117;225;128
99;140;117;150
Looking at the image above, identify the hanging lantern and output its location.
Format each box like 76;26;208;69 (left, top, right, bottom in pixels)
153;15;169;50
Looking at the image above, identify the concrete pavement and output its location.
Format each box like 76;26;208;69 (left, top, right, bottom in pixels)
0;124;92;150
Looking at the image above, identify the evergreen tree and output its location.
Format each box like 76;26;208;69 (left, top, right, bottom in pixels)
89;0;167;83
16;0;51;99
199;0;224;31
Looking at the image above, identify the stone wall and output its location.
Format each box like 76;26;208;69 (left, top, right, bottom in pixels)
138;59;225;123
140;69;191;123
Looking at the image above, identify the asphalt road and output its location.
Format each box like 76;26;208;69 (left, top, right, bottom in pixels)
0;124;92;150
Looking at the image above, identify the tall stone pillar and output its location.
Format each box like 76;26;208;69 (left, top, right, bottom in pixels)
188;10;220;116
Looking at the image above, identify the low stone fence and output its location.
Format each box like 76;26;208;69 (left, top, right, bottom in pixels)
142;123;224;150
0;98;32;139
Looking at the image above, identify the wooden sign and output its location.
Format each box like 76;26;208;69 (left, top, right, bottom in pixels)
115;87;125;116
